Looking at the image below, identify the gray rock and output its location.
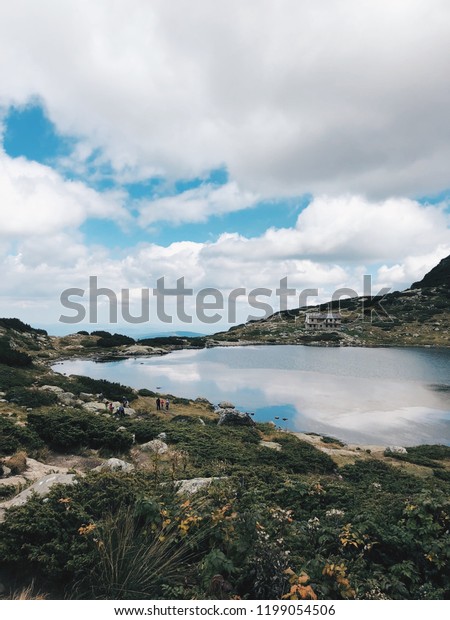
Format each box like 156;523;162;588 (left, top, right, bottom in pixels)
260;440;282;451
157;432;167;441
40;385;64;394
140;439;169;454
1;466;11;478
93;458;134;473
385;445;408;455
175;477;227;495
79;392;94;402
218;401;235;409
1;474;77;510
124;407;136;418
58;392;76;405
217;409;255;427
83;401;108;413
198;418;206;426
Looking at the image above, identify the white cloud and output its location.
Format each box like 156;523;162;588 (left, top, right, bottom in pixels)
138;182;259;225
1;193;447;331
0;150;128;238
0;1;450;197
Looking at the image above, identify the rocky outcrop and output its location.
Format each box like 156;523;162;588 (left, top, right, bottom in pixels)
217;409;255;427
0;473;77;521
259;440;282;451
175;477;227;495
412;254;450;288
385;446;408;455
140;439;169;454
218;401;235;409
93;458;134;473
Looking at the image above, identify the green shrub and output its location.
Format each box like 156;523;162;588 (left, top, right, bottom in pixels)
97;334;135;347
0;416;44;456
69;375;136;402
137;388;156;397
5;387;58;408
0;364;34;390
27;409;134;454
0;338;32;368
385;445;450;468
0;318;47;335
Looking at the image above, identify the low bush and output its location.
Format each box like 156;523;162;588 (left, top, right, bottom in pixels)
385;445;450;469
5;387;58;408
0;364;34;390
0;416;44;456
97;334;135;347
69;375;136;402
0;318;47;335
0;338;32;368
27;409;134;454
137;388;156;397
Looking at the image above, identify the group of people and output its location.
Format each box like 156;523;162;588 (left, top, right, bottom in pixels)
105;397;129;418
156;397;170;411
105;395;170;416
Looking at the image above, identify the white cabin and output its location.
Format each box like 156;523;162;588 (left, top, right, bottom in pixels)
305;312;342;330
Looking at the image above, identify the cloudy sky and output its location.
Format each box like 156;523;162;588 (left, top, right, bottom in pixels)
1;0;449;334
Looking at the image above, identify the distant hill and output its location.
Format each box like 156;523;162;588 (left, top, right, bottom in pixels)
208;254;450;348
412;254;450;289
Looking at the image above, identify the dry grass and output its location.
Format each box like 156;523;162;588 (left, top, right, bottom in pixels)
5;450;27;474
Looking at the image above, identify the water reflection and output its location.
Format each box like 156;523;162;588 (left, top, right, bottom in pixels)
53;346;450;446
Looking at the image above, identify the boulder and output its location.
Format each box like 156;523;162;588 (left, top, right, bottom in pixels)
82;401;108;413
259;440;282;451
124;345;154;355
157;432;167;441
57;391;76;405
0;466;11;478
0;473;77;513
140;439;169;454
217;409;255;427
79;392;94;402
385;446;408;455
175;477;227;495
218;401;235;409
93;458;134;473
40;385;64;394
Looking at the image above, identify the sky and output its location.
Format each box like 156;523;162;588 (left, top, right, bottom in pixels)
0;0;449;335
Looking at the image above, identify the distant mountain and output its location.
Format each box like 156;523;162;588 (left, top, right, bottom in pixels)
412;254;450;289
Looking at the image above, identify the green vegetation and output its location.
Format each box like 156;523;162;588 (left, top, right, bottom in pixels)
385;445;450;469
0;304;450;600
0;337;32;368
0;318;47;335
5;386;58;408
0;451;449;600
0;416;44;456
65;375;137;402
27;408;134;454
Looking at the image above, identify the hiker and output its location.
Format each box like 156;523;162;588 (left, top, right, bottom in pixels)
156;397;161;411
160;398;165;410
117;405;125;418
165;398;170;411
109;402;114;414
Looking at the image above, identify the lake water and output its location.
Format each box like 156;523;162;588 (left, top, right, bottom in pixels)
53;345;450;446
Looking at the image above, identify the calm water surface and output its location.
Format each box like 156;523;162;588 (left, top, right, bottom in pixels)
53;346;450;446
